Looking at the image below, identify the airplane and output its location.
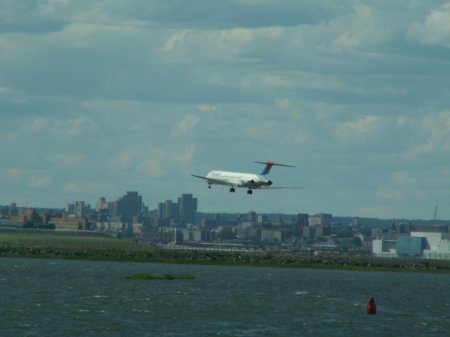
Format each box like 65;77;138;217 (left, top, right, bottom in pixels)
192;161;302;194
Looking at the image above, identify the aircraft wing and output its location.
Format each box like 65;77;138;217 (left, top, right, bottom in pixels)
258;185;303;190
191;174;209;181
191;174;238;187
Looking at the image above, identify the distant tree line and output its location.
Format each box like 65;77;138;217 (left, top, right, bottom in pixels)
23;220;55;230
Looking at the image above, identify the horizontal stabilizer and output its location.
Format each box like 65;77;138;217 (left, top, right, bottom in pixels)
254;161;295;168
254;160;295;176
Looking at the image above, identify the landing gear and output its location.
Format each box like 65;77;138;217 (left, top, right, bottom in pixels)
247;189;253;195
208;185;211;189
230;187;235;192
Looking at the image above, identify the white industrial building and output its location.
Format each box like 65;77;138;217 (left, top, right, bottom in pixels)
372;239;398;258
411;232;450;259
372;231;450;260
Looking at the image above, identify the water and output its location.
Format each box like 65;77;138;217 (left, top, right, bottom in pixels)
1;258;450;337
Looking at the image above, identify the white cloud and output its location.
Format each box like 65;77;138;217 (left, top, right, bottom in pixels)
403;111;450;159
356;204;396;219
136;158;165;177
408;3;450;48
374;186;405;202
331;4;379;50
390;171;414;186
164;31;188;52
197;104;217;115
2;117;46;140
53;21;146;48
162;27;258;63
62;182;80;194
0;86;15;94
0;168;24;182
27;172;52;189
53;117;97;136
171;114;199;135
238;74;290;89
29;117;49;133
113;149;140;170
46;154;86;166
3;116;97;143
0;168;51;189
334;115;380;143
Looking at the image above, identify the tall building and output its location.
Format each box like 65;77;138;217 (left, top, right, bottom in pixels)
309;213;332;226
178;194;197;225
295;213;309;237
74;201;88;217
95;197;112;221
9;203;18;216
65;201;89;217
65;203;75;214
296;213;309;226
114;191;143;222
157;202;165;219
156;194;197;226
157;200;178;220
96;197;109;212
166;200;179;219
247;211;256;222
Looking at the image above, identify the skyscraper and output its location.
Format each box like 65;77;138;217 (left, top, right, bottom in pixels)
178;194;197;225
113;191;143;222
309;213;332;226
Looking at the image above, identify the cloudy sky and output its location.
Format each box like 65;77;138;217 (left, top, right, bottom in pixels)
1;0;450;219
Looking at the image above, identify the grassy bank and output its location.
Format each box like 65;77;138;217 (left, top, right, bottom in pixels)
1;231;450;273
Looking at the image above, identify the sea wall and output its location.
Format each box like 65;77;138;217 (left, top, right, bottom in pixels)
1;244;450;272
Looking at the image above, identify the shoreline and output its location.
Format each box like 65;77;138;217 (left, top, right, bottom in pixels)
2;245;450;273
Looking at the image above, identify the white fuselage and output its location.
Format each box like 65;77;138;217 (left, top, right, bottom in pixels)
205;170;271;188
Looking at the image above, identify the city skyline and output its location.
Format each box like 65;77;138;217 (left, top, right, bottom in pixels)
1;1;450;219
0;192;446;223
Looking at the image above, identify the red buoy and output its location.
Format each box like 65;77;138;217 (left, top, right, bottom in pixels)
366;296;376;315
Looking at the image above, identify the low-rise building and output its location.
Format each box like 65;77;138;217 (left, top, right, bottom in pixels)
48;217;89;231
260;229;282;243
372;239;398;257
181;227;216;243
95;220;124;232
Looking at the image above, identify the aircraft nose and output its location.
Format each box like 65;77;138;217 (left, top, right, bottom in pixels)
268;180;273;185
